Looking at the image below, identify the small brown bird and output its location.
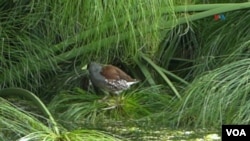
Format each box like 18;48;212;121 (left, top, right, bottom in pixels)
87;62;139;95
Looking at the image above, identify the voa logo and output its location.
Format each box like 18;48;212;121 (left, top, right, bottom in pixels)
226;129;246;136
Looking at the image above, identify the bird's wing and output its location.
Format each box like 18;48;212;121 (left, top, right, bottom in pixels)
101;65;134;81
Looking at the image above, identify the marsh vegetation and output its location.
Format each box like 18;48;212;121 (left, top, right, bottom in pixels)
0;0;250;140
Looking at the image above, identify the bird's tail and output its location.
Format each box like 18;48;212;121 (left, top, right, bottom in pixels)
127;79;140;86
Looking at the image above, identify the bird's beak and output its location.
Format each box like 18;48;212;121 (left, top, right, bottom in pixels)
81;64;88;70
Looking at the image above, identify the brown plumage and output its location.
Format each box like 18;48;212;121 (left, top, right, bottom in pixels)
87;62;139;95
101;65;135;82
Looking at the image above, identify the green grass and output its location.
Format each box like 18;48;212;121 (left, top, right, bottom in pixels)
0;88;122;141
1;0;250;140
48;86;172;129
172;58;250;128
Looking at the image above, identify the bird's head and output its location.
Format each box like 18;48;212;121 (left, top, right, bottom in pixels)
87;62;103;74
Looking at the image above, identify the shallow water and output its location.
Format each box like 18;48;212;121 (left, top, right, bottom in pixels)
106;126;221;141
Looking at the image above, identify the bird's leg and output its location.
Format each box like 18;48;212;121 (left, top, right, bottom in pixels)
115;94;122;107
115;96;118;106
87;80;92;93
102;95;109;101
98;95;109;103
98;90;110;102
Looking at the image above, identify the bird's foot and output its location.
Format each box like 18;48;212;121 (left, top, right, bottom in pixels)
101;96;124;110
97;95;109;103
102;105;117;110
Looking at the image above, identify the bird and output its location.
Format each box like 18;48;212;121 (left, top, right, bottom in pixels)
87;62;139;95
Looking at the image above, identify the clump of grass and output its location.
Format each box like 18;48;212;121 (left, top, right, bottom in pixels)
0;0;179;98
0;88;122;141
173;58;250;128
48;86;173;129
191;9;250;77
